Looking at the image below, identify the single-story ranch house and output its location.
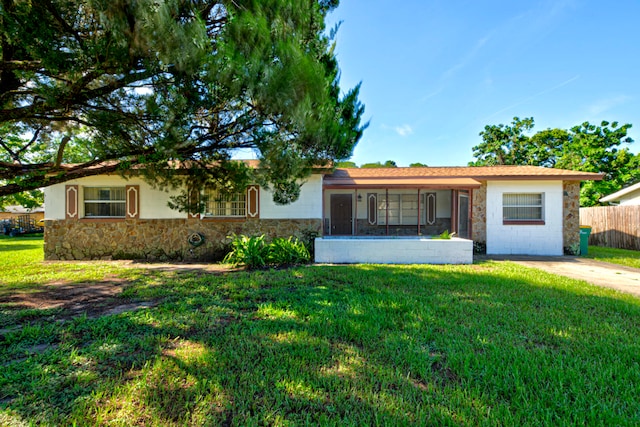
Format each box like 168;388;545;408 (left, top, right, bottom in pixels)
43;164;602;263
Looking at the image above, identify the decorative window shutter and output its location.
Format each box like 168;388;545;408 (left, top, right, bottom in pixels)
426;193;437;225
247;185;260;218
125;185;140;219
188;188;200;219
65;185;79;220
367;193;377;225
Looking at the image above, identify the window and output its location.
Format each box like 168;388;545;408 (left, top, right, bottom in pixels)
204;189;246;217
84;187;126;217
503;193;544;222
377;193;435;225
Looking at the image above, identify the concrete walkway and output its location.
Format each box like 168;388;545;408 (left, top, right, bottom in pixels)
482;255;640;298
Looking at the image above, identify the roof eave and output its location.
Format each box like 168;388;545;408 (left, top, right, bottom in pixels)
471;173;604;181
600;181;640;202
324;184;482;190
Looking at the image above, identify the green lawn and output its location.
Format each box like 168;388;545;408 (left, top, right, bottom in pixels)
0;235;140;294
2;237;640;426
585;245;640;269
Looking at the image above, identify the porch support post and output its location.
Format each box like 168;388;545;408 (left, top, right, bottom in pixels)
468;188;473;240
417;188;421;236
452;190;458;235
354;189;358;236
385;188;389;236
322;186;327;236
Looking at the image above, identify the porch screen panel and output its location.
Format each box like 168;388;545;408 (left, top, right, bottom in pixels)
387;194;400;225
402;194;419;225
503;193;544;221
377;193;421;225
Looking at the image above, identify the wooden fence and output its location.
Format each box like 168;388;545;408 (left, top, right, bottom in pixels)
579;206;640;251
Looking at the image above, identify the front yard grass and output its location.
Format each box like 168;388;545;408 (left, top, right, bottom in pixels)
2;236;640;426
585;245;640;269
0;235;139;295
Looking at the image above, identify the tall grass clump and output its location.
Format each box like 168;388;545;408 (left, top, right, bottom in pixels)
267;236;310;266
223;234;310;269
223;234;269;269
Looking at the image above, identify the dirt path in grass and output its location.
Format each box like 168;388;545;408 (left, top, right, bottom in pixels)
0;261;237;320
484;255;640;298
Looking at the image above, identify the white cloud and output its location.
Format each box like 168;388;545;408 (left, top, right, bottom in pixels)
395;124;413;137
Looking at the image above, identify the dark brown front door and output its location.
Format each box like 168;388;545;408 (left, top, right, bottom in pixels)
330;194;353;235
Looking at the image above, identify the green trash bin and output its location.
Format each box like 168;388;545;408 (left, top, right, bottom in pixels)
579;226;592;255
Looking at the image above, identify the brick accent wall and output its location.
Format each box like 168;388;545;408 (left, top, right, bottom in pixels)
563;181;581;252
44;218;321;261
471;182;487;243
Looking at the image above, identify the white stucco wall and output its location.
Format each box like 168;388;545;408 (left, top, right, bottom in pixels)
259;174;323;219
44;175;181;220
43;182;68;220
619;191;640;205
44;173;324;220
315;237;473;264
486;180;564;255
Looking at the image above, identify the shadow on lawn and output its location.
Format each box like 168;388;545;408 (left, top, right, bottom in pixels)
2;263;640;425
0;242;42;252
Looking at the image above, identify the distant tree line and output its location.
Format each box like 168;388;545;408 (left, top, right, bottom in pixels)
336;160;428;168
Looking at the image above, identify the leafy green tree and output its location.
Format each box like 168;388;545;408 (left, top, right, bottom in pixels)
470;117;638;206
409;162;428;167
360;160;397;168
0;189;43;211
469;117;535;166
559;122;638;206
0;0;366;205
335;161;357;168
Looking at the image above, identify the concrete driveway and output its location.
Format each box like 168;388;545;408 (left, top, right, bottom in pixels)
481;255;640;298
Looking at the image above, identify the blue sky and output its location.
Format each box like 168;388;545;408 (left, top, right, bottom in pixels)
327;0;640;166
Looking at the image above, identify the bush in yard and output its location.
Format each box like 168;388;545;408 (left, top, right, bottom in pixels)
223;235;269;269
268;237;311;266
224;235;311;269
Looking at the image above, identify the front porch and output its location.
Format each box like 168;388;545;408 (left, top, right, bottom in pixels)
322;183;480;239
318;170;481;264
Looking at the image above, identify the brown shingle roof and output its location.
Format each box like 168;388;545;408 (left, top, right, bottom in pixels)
326;165;602;181
324;176;483;189
323;166;602;188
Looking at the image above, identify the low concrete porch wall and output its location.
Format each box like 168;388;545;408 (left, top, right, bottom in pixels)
314;236;473;264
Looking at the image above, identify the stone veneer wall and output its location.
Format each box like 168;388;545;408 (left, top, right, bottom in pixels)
44;218;322;261
563;181;581;252
471;183;487;243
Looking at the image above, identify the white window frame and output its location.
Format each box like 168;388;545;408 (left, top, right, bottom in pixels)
83;187;126;218
204;188;247;218
503;192;545;223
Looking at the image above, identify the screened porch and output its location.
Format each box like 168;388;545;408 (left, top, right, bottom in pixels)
323;185;478;239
